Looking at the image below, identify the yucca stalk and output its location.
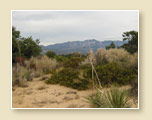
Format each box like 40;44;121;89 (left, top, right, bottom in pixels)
88;49;102;89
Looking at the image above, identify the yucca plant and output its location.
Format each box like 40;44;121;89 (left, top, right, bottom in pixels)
102;87;129;108
85;87;130;108
85;91;103;108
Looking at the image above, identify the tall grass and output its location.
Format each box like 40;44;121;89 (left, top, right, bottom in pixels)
13;55;58;86
25;55;58;74
12;63;30;87
95;48;137;68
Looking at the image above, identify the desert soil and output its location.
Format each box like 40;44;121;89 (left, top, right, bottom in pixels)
12;74;138;108
12;74;96;108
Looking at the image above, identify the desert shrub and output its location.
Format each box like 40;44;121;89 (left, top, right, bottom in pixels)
12;64;30;87
80;64;91;70
127;52;138;69
95;48;137;67
96;48;108;65
85;87;130;108
85;62;137;86
130;79;138;97
35;55;58;73
54;55;69;62
25;55;58;74
105;48;130;63
64;57;85;68
46;51;56;58
63;52;86;59
46;67;90;90
24;56;37;70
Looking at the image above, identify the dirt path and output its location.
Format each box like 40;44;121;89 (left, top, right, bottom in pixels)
12;74;96;108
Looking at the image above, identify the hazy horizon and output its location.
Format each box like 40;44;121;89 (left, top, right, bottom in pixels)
12;10;138;46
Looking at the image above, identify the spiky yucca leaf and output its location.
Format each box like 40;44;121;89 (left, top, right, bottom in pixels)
85;87;130;108
103;87;129;108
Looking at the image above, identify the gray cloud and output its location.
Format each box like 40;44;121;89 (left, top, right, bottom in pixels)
12;10;138;45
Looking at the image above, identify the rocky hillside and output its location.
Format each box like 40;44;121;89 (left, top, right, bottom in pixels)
41;39;127;55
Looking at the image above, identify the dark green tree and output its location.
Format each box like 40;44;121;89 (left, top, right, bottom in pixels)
106;42;116;50
12;26;42;62
46;51;56;58
12;26;21;63
121;30;138;54
20;37;42;58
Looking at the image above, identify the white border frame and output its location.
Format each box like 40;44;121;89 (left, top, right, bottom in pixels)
11;10;139;110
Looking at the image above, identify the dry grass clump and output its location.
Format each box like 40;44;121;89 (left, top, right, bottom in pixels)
95;48;138;68
96;48;108;65
128;52;138;68
25;55;58;74
96;48;129;64
105;48;130;63
13;55;58;86
12;63;30;87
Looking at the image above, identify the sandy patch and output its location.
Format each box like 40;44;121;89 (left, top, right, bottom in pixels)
12;74;95;108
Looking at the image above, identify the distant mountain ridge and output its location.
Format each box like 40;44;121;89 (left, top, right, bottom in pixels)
40;39;127;55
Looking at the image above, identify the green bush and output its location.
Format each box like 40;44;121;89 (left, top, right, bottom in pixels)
64;57;85;68
46;51;56;58
46;67;90;90
54;55;68;62
85;62;137;86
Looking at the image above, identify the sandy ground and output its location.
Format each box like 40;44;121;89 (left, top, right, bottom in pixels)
12;74;138;108
12;74;96;108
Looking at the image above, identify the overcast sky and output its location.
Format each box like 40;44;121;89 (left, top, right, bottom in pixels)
12;10;138;46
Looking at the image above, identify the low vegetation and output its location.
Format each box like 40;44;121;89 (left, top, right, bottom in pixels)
12;27;138;108
85;62;137;86
85;87;130;108
12;55;58;87
46;59;90;90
